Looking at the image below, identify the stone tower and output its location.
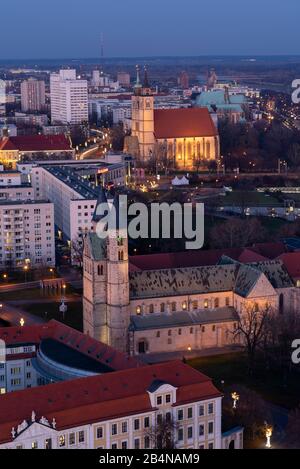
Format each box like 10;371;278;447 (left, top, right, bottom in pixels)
131;66;155;164
83;189;130;353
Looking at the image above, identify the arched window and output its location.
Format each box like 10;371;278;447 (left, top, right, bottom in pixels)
279;294;284;314
187;142;192;159
177;142;183;160
118;251;124;261
97;264;104;276
214;298;219;308
206;141;211;159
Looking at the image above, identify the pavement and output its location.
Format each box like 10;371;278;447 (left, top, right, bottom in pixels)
141;345;242;364
0;302;45;327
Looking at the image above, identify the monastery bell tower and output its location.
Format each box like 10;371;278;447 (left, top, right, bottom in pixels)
131;66;155;164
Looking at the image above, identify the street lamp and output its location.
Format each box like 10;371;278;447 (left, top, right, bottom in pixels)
231;392;240;409
20;318;25;327
2;274;7;281
23;265;29;282
265;424;273;449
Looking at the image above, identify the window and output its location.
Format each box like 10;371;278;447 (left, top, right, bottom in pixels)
96;427;103;439
160;303;165;313
188;426;193;439
144;417;150;428
156;331;160;338
225;297;230;306
122;422;128;434
208;403;214;415
192;300;198;310
187;407;193;419
208;422;214;434
166;412;172;423
171;302;176;312
59;435;65;447
112;424;118;436
208;442;214;450
111;443;117;449
134;419;140;431
156;396;162;406
144;436;150;449
178;328;182;335
204;299;209;308
31;441;38;449
98;264;104;276
202;326;205;333
177;428;184;441
136;306;141;315
149;304;154;314
199;405;205;417
166;394;171;404
78;431;85;443
214;298;219;308
134;439;140;449
168;330;172;336
122;441;128;450
212;325;216;332
190;327;193;334
199;424;205;437
177;409;183;421
69;433;75;445
157;414;163;425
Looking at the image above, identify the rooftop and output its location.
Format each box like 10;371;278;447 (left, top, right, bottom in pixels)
0;360;221;444
0;135;73;152
130;307;239;331
0;320;140;370
154;108;218;140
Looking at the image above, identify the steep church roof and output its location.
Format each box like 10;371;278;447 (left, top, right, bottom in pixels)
153;108;218;140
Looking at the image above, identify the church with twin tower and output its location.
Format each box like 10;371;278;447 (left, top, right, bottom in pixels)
126;66;220;169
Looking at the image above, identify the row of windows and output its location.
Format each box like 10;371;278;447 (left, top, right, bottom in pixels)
97;416;151;439
177;421;214;442
136;297;231;315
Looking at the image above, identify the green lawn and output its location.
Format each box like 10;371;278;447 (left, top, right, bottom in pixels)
188;353;300;409
223;191;281;207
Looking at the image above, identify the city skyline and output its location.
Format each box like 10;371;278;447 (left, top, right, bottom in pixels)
1;0;299;59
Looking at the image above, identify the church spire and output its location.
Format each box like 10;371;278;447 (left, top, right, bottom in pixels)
134;65;142;95
143;65;149;88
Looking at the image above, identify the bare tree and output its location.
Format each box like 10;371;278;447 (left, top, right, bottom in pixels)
234;305;273;374
71;236;84;269
144;415;178;449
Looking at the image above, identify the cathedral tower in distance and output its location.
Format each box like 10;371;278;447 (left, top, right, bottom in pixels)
131;66;155;164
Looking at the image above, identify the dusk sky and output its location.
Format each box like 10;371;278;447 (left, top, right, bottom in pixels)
1;0;300;58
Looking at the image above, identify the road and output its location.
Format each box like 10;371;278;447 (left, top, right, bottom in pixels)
0;302;45;327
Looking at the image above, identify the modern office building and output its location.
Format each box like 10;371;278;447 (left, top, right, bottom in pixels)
50;70;88;125
20;78;46;113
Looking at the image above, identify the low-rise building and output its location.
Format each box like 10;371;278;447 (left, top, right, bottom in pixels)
0;135;74;169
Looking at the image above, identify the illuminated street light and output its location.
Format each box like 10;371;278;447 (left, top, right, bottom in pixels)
231;392;240;409
265;424;273;449
20;318;25;327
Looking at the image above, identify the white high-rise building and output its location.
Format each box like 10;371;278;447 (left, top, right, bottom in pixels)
20;78;46;112
50;70;88;125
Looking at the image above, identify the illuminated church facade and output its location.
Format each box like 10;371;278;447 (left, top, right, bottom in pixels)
127;68;220;170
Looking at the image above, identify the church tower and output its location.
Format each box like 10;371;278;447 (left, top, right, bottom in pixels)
131;66;155;164
83;190;130;353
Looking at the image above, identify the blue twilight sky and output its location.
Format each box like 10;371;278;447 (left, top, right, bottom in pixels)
1;0;299;58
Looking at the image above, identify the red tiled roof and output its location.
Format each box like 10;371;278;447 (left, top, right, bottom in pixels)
250;242;286;259
129;247;267;272
0;361;221;444
277;252;300;280
0;320;139;371
0;135;72;152
154;108;218;140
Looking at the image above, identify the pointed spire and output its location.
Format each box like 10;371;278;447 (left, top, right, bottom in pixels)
134;65;142;96
143;65;149;88
92;186;108;223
